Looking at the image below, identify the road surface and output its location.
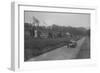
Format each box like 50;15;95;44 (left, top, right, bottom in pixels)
28;37;86;61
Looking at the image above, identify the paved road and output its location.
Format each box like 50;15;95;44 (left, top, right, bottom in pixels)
28;37;86;61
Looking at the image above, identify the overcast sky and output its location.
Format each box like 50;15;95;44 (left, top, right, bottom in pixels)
24;11;90;29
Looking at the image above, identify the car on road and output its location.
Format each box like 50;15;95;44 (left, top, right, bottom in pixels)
67;40;77;48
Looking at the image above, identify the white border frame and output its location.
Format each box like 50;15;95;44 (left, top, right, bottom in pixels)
11;2;97;71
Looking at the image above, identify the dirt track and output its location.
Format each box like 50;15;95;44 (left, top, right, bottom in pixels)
28;37;86;61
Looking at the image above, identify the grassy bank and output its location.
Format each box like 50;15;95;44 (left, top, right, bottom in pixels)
75;36;90;59
24;38;71;61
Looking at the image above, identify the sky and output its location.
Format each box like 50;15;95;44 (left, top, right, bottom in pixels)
24;11;90;29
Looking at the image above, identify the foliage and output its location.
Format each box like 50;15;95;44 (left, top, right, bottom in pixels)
24;22;90;61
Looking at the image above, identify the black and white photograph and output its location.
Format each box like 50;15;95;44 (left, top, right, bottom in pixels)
24;11;90;61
